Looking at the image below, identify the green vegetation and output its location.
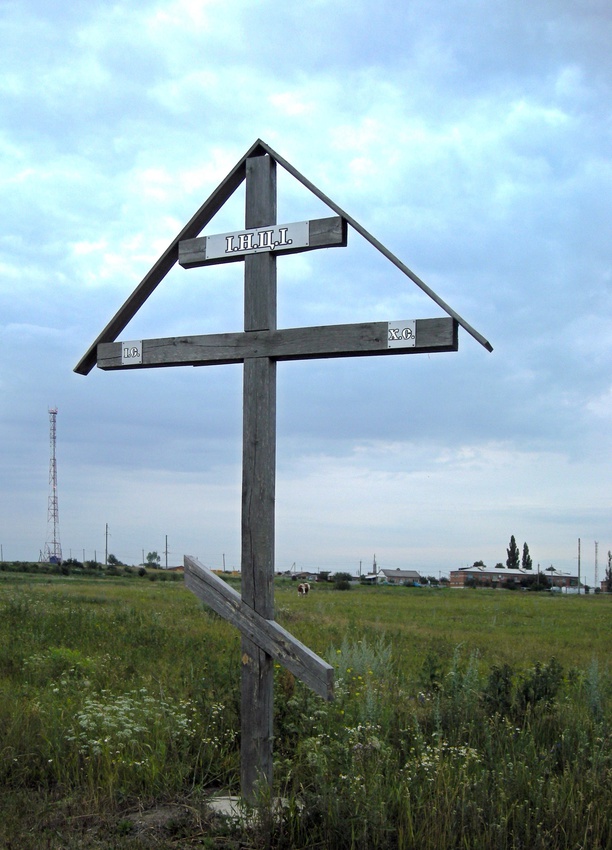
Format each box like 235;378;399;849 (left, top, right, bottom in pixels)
521;541;533;571
506;534;520;570
0;559;182;582
0;574;610;848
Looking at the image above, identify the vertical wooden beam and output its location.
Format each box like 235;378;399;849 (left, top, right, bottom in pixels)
240;153;277;799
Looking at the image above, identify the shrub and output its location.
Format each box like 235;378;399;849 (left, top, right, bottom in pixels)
482;662;514;715
516;658;563;711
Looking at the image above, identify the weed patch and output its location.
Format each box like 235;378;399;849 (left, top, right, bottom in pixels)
0;578;610;848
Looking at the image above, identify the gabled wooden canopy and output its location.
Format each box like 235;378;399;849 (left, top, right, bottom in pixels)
75;138;492;375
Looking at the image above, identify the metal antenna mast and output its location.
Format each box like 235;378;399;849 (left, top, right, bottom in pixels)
43;407;62;563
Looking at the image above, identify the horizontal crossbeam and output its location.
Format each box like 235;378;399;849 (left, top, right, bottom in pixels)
179;216;347;268
97;318;458;369
184;556;334;701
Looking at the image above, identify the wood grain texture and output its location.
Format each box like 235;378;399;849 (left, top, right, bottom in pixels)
74;140;268;375
177;216;347;268
77;136;490;377
184;556;334;700
96;318;458;370
241;153;277;798
241;357;276;617
254;139;493;353
308;215;347;248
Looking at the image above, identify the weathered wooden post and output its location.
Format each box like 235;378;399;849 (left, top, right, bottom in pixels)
75;139;491;800
240;152;277;791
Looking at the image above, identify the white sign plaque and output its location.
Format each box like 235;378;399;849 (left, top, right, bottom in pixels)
387;320;416;348
121;340;143;365
205;220;309;260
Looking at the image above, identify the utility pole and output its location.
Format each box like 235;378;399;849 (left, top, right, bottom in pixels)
165;535;168;569
577;538;581;594
105;523;109;566
594;541;599;590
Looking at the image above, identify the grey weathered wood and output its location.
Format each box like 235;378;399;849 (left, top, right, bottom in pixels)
76;138;491;377
240;153;277;797
97;318;458;370
309;215;347;249
184;556;333;700
76;137;490;805
74;140;269;375
178;215;347;268
254;139;493;353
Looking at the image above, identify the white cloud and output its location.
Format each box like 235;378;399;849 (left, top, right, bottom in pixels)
0;0;610;576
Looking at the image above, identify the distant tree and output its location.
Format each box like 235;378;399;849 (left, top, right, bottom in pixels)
506;535;520;570
521;542;533;571
63;558;83;569
522;572;550;591
146;551;161;567
427;576;439;586
494;562;504;570
537;572;552;590
472;560;486;568
332;572;353;583
605;551;612;593
107;553;123;566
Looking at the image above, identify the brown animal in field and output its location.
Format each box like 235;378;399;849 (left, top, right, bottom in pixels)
298;582;310;597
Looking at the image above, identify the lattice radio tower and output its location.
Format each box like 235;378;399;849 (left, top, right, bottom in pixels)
43;407;62;563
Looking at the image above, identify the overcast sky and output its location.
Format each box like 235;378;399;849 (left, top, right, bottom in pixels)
1;0;610;584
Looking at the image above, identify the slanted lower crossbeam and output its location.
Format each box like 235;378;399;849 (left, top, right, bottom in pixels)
184;556;333;700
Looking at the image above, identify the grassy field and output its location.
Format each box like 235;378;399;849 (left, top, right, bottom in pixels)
0;573;610;849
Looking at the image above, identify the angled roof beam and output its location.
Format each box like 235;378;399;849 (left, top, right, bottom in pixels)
257;140;493;353
75;137;492;376
74;140;268;375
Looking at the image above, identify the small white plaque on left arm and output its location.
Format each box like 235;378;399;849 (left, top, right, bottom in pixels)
121;341;143;365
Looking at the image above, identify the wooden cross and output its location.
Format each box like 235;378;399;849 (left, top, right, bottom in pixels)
76;141;491;800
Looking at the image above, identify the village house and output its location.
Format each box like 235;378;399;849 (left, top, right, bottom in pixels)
450;565;579;589
380;568;425;586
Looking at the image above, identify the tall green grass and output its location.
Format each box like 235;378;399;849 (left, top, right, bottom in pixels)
0;576;610;848
264;632;611;850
